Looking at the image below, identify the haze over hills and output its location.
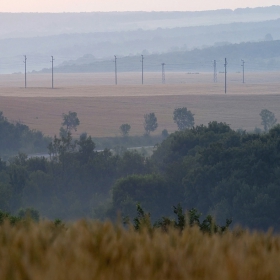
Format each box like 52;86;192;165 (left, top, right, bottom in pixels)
1;7;280;38
37;39;280;74
0;6;279;74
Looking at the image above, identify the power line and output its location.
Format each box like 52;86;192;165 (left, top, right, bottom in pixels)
114;55;117;85
1;57;277;73
51;56;54;89
23;55;27;88
241;59;245;83
213;60;217;83
224;58;227;94
161;63;165;84
141;55;144;85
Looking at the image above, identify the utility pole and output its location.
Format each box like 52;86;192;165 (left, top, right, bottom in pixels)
23;55;27;88
51;56;54;89
241;59;245;83
213;60;217;83
114;55;117;85
141;55;144;85
224;58;227;94
161;63;165;84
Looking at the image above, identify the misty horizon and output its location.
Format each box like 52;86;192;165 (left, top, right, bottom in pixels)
0;6;279;74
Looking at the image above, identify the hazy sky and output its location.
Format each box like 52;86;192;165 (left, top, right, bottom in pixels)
1;0;280;12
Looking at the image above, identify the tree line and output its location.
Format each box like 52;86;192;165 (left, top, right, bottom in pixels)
120;107;194;137
0;108;279;230
0;111;51;158
112;119;280;230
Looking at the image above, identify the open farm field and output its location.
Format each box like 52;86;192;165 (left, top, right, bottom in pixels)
1;220;280;280
0;72;279;137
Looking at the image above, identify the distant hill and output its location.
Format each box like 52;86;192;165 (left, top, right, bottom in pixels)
1;18;280;74
1;7;280;38
39;40;280;73
0;7;279;74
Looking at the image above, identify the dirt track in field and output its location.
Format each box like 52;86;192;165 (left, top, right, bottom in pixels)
0;72;279;137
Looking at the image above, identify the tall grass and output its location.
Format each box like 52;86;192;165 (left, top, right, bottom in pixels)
0;220;280;279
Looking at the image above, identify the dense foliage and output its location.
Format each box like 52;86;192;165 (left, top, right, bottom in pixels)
131;204;232;234
111;122;280;230
1;118;280;230
173;107;195;130
0;131;154;220
0;112;51;158
91;134;166;150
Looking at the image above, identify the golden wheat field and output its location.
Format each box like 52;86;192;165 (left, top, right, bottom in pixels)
0;220;280;280
0;72;279;137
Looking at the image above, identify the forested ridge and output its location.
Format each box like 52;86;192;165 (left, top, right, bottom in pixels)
46;39;280;73
1;113;280;230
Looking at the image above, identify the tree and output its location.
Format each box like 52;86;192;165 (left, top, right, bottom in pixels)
112;174;169;220
264;33;273;41
78;133;96;163
144;113;158;135
161;129;169;138
260;109;277;132
18;207;40;222
173;107;194;131
59;126;68;138
61;111;80;133
119;124;131;137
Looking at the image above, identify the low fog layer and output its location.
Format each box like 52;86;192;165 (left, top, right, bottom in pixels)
0;7;279;74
